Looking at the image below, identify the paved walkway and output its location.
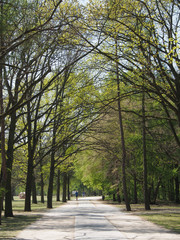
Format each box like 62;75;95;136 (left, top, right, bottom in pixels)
15;197;180;240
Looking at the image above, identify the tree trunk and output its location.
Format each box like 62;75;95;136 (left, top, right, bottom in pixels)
40;161;44;203
32;173;37;204
25;101;33;212
113;193;116;201
0;79;6;224
133;174;138;204
161;183;167;200
142;90;151;210
175;167;179;203
47;150;55;208
67;174;70;201
115;39;131;211
56;169;60;201
117;191;121;203
62;173;67;202
168;178;175;201
5;111;16;217
152;179;161;204
0;5;7;222
47;84;60;208
47;118;56;208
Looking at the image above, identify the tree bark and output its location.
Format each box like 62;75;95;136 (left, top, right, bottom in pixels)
47;116;57;208
152;179;161;204
133;174;138;204
133;157;138;204
67;174;70;201
47;149;55;208
62;173;67;202
40;161;44;203
56;169;60;201
113;193;116;201
47;83;60;208
5;111;16;217
25;100;33;211
0;3;7;222
175;165;179;203
117;189;121;203
32;173;37;204
0;69;6;224
142;90;151;210
115;39;131;211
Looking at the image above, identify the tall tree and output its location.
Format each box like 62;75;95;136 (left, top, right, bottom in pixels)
0;1;6;224
142;89;151;210
115;39;131;211
47;84;59;209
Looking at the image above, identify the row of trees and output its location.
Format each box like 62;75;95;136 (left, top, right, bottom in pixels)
0;0;179;224
73;0;180;210
0;0;101;224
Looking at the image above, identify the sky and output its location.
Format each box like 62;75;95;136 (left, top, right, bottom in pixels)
78;0;89;5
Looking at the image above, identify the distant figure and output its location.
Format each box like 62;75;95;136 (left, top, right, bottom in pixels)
19;192;26;199
75;191;78;200
82;191;85;197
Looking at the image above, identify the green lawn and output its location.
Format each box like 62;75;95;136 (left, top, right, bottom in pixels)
142;213;180;233
0;196;63;239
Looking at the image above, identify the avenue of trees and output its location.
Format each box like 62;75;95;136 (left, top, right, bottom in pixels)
0;0;179;224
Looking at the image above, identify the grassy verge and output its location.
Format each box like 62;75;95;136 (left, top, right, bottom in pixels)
141;213;180;233
104;200;180;234
129;203;180;233
0;196;63;240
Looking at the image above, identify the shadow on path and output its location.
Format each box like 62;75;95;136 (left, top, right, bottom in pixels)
14;197;180;240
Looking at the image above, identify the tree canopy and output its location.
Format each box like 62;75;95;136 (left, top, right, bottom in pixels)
0;0;179;223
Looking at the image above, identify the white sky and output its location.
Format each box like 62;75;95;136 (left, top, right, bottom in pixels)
78;0;89;5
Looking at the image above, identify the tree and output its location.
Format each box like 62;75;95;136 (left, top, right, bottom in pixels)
0;1;7;224
142;89;151;210
2;0;98;216
79;0;180;206
1;0;64;218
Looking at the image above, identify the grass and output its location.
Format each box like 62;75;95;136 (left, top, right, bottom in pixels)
105;200;180;234
0;196;63;239
139;203;179;233
142;213;180;233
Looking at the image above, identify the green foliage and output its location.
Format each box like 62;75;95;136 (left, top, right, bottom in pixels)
1;0;180;224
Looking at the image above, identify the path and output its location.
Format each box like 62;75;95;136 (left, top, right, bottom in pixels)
15;197;180;240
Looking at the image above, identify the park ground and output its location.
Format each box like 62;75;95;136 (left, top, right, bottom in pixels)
0;196;180;240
